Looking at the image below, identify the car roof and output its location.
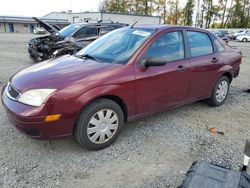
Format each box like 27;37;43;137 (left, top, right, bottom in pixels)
68;22;127;27
133;24;210;32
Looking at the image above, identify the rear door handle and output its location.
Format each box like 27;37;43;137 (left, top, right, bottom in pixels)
176;65;185;72
211;57;219;63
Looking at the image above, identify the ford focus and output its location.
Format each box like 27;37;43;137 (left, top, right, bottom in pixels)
1;25;242;150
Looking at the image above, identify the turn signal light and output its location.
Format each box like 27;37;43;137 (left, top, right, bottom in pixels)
44;114;61;122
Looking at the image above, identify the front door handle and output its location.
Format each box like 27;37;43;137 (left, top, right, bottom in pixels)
211;57;219;63
176;65;185;72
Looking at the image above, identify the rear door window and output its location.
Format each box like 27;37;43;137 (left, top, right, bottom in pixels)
187;31;213;57
74;26;98;39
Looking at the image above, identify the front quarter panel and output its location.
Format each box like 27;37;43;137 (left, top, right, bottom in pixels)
75;84;136;121
44;63;136;127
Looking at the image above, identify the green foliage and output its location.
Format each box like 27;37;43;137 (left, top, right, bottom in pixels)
99;0;250;28
226;0;250;28
183;0;195;25
210;23;221;28
166;0;183;25
99;0;159;15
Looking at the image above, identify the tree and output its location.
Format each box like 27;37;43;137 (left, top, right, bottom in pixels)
99;0;133;14
154;0;167;23
166;0;182;25
241;0;250;28
223;0;234;27
195;0;219;28
98;0;118;12
229;0;245;28
99;0;250;28
200;2;205;27
204;0;213;28
183;0;195;25
194;0;201;27
219;0;228;28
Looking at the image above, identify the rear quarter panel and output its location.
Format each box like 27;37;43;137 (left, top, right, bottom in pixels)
220;46;242;76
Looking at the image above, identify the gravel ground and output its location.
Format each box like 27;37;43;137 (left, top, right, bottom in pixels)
0;33;250;188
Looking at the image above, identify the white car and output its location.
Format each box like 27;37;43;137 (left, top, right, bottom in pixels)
232;30;250;39
236;34;250;42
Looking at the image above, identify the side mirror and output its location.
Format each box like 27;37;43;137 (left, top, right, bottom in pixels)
142;57;166;67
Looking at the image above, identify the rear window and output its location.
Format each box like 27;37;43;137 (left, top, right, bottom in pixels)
187;31;213;57
214;39;225;53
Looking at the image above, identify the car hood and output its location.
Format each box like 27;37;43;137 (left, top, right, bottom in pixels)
10;55;120;92
33;17;59;34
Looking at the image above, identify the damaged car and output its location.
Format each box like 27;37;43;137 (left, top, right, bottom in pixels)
28;17;127;62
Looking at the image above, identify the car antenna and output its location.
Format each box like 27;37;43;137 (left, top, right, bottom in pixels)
130;16;144;28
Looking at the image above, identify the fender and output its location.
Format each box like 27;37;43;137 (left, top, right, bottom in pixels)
75;84;136;120
203;65;234;98
215;64;234;82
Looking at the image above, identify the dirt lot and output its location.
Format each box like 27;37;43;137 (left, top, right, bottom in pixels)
0;33;250;188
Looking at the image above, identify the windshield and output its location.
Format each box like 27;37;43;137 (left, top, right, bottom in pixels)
76;27;155;64
59;24;82;37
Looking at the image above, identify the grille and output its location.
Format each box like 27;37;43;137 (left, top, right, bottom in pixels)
21;128;40;137
7;83;20;100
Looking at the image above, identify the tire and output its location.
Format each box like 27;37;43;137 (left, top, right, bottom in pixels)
243;38;247;42
74;98;124;150
206;76;230;106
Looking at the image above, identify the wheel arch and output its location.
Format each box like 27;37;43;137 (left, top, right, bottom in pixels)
217;65;234;83
222;72;233;83
75;85;131;125
93;95;128;122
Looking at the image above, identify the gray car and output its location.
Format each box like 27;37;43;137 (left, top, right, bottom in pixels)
28;17;128;62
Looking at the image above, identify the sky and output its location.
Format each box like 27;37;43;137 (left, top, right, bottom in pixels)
0;0;100;17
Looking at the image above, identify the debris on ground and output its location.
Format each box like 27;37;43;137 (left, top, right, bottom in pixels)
209;127;225;136
244;89;250;93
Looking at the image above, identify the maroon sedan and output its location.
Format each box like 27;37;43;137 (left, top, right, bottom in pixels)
1;25;241;150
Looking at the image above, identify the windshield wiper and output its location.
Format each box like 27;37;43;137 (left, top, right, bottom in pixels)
76;54;101;63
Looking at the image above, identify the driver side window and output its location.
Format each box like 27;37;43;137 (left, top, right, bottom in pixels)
74;26;97;39
144;31;184;63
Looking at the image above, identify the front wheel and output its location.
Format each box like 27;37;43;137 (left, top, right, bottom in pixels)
74;98;124;150
207;76;230;106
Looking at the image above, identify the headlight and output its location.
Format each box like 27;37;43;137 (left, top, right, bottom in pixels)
18;89;56;107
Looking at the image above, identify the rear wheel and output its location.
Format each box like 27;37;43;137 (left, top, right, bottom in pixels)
74;98;124;150
207;76;230;106
243;38;247;42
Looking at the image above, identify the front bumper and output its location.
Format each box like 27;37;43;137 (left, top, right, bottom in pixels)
1;85;74;139
233;67;240;78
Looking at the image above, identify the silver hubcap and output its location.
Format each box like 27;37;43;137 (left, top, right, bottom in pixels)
87;109;119;144
216;80;228;102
